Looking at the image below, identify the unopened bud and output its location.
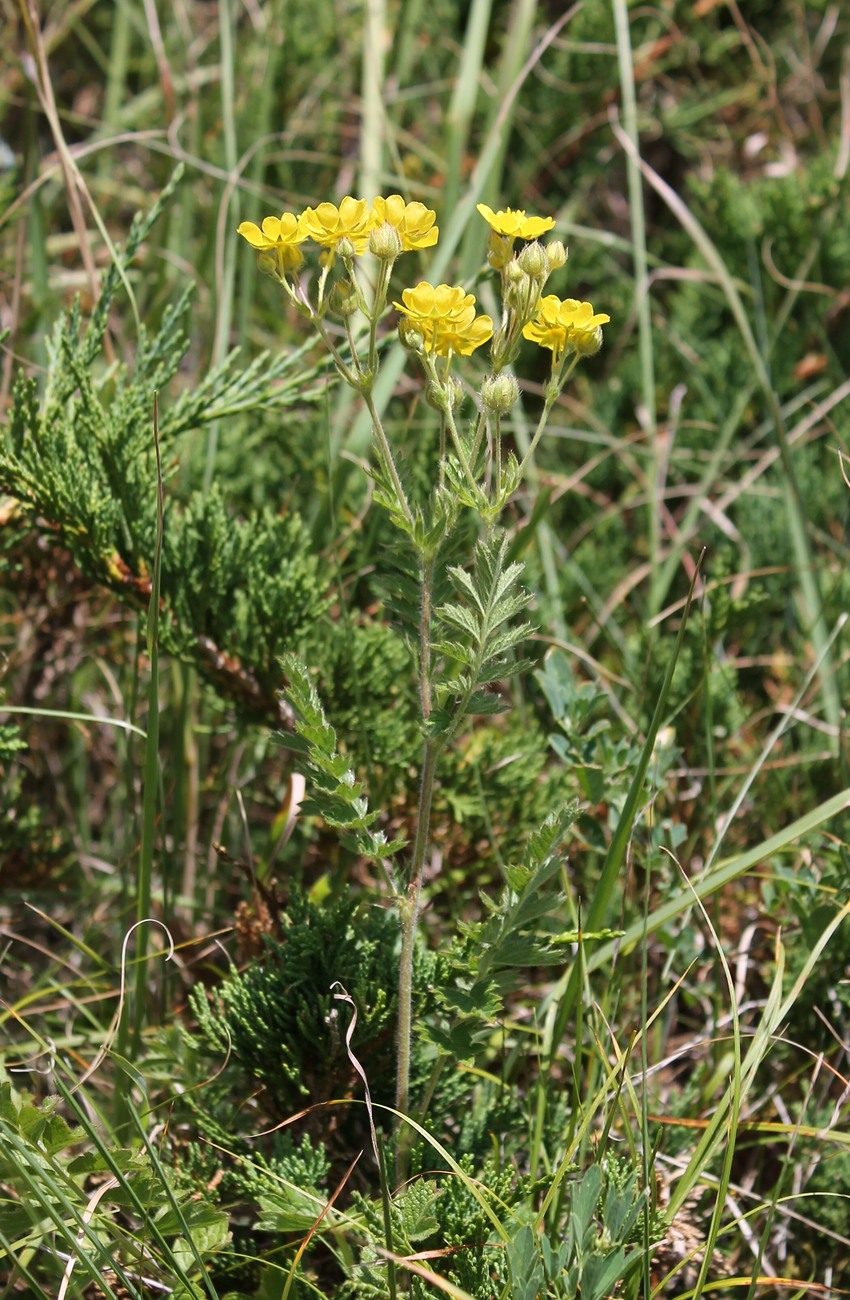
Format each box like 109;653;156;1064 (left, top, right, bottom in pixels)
336;235;356;262
256;251;280;280
398;316;426;352
328;279;359;319
504;266;534;315
369;222;403;261
425;378;464;413
480;374;519;414
546;240;568;272
487;233;514;271
517;241;547;279
573;325;604;357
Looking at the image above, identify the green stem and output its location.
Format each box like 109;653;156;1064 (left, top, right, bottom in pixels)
368;260;393;373
612;0;658;609
516;390;557;481
418;555;435;712
469;404;488;464
362;389;416;529
135;412;164;1017
444;402;485;504
396;736;440;1151
396;554;439;1174
309;312;360;388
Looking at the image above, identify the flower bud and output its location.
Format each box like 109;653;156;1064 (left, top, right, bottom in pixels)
369;221;403;261
328;279;359;319
480;373;519;414
425;378;464;413
504;266;535;316
545;240;568;272
335;235;356;262
573;325;604;357
256;251;280;280
517;241;547;279
487;233;514;271
397;317;426;352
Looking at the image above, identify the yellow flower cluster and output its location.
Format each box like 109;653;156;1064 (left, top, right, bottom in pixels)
238;194;610;364
522;295;611;360
393;283;493;357
237;195;438;273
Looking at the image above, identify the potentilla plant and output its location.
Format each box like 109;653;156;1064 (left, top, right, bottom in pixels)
238;194;609;1160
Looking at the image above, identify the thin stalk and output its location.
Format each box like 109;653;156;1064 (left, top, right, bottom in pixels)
362;388;415;529
396;737;440;1141
612;0;659;611
101;0;132;158
516;379;564;480
444;402;486;504
442;0;493;220
396;554;440;1175
203;0;239;494
418;557;436;722
132;398;164;1051
360;0;385;202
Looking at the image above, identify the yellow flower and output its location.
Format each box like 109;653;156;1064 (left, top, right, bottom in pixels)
394;282;493;357
394;282;474;323
370;195;439;252
477;203;555;241
298;197;372;261
522;295;610;358
236;212;308;273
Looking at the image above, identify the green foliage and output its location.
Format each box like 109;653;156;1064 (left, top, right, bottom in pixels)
431;531;534;736
189;889;402;1117
0;180;331;722
424;807;580;1059
5;3;850;1295
0;1073;229;1297
0;716;25;764
342;1157;531;1300
551;1161;652;1299
310;616;422;801
279;653;408;861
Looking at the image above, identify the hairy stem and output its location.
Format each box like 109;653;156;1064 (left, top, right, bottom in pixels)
396;554;439;1175
396;735;440;1168
363;389;416;530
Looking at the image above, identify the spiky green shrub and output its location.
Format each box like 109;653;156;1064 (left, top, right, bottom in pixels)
189;889;402;1118
0;174;332;722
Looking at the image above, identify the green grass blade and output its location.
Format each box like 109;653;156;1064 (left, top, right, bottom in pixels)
546;559;703;1064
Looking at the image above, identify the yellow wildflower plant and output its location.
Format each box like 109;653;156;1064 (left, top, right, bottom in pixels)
370;195;439;252
298;197;372;263
522;295;610;359
476;203;555;241
236;212;308;274
394;282;493;357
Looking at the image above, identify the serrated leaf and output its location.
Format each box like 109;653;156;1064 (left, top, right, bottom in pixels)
493;561;527;605
447;563;486;613
484;625;534;659
400;1180;440;1243
432;639;475;666
436;602;480;639
465;690;508;716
